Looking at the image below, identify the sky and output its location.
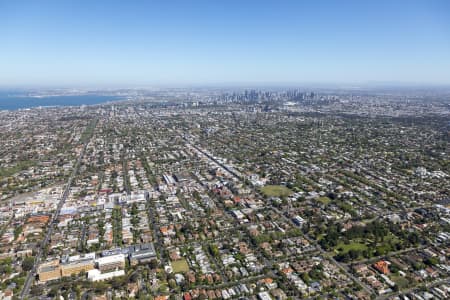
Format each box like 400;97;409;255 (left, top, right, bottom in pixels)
1;0;450;87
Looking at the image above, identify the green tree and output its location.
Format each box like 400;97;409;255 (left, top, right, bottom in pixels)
22;256;35;271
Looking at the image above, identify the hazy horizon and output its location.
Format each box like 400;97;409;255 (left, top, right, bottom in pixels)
2;81;450;91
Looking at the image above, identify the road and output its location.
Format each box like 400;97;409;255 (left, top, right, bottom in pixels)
20;119;97;299
78;223;87;252
121;146;131;195
147;193;167;265
184;138;242;180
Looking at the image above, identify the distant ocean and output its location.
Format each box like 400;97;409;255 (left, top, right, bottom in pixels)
0;94;122;111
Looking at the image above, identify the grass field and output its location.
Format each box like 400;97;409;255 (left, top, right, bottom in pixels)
260;185;293;197
0;160;36;178
171;258;189;273
317;196;331;205
335;242;368;253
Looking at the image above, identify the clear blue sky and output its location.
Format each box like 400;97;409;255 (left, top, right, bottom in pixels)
1;0;450;87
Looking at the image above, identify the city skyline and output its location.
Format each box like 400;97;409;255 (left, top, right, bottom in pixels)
1;0;450;87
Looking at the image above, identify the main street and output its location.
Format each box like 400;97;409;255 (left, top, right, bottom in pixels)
20;119;98;299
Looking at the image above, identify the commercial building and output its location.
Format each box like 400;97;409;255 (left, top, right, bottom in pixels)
38;260;61;282
60;258;95;276
96;254;126;272
129;243;156;265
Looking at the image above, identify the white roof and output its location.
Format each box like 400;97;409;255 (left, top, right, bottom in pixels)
96;254;125;265
68;252;96;262
88;269;125;281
